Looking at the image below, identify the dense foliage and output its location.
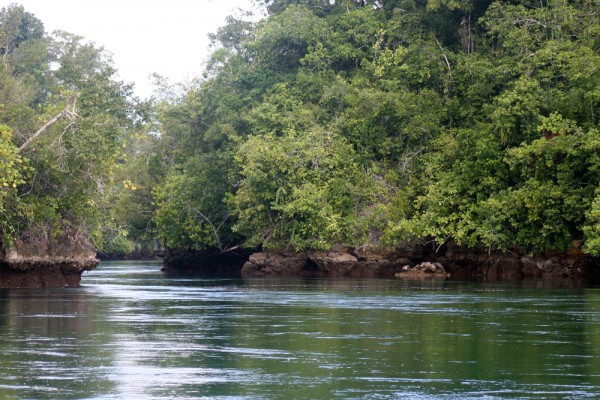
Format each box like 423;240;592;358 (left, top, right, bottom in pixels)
2;1;600;258
0;4;145;251
149;0;600;256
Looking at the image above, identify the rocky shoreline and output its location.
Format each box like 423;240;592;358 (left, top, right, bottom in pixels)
164;242;600;281
241;247;409;278
1;235;597;288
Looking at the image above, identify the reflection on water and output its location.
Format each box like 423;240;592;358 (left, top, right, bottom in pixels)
0;261;599;399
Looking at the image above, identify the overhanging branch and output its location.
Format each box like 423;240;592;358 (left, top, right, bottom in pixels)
17;95;79;154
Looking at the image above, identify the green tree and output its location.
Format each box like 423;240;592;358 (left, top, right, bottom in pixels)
0;5;140;252
231;127;381;250
153;152;240;252
151;0;600;259
0;124;29;244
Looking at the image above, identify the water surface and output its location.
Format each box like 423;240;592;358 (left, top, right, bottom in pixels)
0;261;599;399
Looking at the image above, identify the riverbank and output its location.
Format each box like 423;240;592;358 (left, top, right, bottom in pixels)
162;242;600;281
2;239;597;288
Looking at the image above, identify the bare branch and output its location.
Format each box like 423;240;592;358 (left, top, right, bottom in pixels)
189;207;233;253
435;39;452;74
17;95;79;153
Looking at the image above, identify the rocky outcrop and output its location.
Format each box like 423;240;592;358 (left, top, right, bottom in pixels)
0;229;99;288
240;242;599;280
396;261;450;278
242;251;309;276
161;240;599;281
241;246;410;278
436;241;597;280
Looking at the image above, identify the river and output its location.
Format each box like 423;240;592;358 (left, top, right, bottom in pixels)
0;261;599;399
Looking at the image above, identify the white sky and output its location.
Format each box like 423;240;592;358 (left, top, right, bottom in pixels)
6;0;261;98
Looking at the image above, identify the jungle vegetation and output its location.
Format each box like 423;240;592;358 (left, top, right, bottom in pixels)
1;0;599;258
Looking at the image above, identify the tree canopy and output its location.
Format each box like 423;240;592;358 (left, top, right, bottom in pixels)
2;0;600;258
0;3;144;252
149;0;600;256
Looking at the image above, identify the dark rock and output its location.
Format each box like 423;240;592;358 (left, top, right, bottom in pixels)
163;240;600;282
487;261;523;280
242;251;308;276
163;247;251;276
241;247;415;278
309;246;357;275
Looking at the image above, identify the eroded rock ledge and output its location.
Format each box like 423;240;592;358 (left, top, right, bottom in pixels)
162;241;599;281
241;242;599;280
241;246;411;278
0;230;99;288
